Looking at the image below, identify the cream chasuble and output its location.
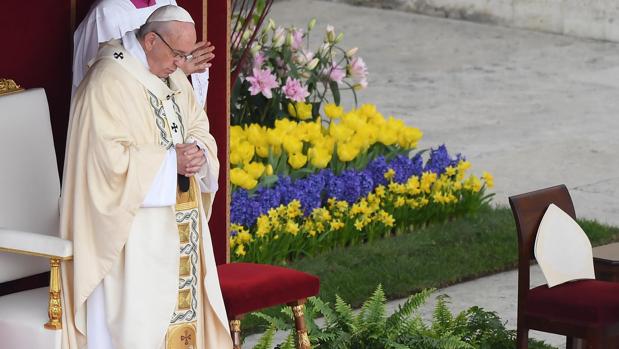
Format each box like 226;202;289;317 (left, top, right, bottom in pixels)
60;40;232;349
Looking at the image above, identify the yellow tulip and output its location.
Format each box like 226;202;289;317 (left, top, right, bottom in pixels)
245;162;266;179
336;142;360;162
230;125;246;142
246;124;268;147
377;128;398;146
266;128;285;147
288;152;308;169
287;102;313;120
256;145;269;158
309;147;332;168
329;123;354;142
230;168;257;190
235;141;255;164
283;136;303;154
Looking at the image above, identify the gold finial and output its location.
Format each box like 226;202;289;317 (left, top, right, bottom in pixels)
0;78;24;96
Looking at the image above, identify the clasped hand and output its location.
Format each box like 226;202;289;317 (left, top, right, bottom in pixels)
176;143;206;177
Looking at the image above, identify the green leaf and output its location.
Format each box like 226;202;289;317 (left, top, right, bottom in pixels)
330;81;341;106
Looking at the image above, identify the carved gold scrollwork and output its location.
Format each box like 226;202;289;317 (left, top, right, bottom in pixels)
296;331;311;349
292;304;305;318
230;320;242;349
0;79;24;96
230;319;241;332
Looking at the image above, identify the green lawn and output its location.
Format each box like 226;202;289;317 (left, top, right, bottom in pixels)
241;206;619;335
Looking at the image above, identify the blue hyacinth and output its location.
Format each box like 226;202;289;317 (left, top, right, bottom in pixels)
231;145;463;226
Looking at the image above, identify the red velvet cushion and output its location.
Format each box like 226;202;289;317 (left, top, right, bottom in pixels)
217;263;320;317
526;279;619;325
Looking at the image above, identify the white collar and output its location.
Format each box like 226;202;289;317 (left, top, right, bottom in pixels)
122;30;149;69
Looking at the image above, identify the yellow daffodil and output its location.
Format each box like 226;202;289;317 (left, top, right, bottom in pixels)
235;244;246;256
286;220;300;235
482;171;494;188
324;103;344;120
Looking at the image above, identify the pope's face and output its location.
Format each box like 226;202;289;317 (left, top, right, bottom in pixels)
144;22;197;78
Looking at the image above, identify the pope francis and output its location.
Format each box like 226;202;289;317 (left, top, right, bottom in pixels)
60;5;232;349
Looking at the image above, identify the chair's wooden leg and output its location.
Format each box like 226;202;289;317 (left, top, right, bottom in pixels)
289;300;311;349
230;316;243;349
516;326;528;349
44;258;63;330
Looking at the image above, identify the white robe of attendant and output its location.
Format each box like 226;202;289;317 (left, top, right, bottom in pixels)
60;36;231;349
72;0;209;107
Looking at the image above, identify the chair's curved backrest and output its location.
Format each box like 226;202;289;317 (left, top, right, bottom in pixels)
0;89;60;283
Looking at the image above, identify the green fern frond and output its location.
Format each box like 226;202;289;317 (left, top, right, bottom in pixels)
334;295;356;331
251;311;291;331
252;325;276;349
278;330;296;349
432;294;454;333
360;284;387;324
308;297;338;327
386;288;434;330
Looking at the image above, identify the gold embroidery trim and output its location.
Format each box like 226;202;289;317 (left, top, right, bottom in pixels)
178;289;191;310
179;256;191;277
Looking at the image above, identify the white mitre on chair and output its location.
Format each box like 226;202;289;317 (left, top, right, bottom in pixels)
534;203;595;287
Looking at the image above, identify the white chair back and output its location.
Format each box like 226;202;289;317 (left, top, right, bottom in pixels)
0;88;60;283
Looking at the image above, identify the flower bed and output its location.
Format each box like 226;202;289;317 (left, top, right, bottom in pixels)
229;18;493;264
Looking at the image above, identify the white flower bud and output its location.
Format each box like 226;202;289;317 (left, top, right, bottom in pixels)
267;19;276;31
308;18;317;31
326;25;335;43
335;33;344;44
346;47;358;58
250;44;261;55
273;35;285;48
306;58;320;70
242;29;251;42
285;32;294;47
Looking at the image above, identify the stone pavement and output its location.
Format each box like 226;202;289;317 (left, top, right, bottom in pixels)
246;0;619;347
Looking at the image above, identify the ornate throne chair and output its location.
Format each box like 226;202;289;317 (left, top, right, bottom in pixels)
509;185;619;348
0;86;73;349
217;262;320;348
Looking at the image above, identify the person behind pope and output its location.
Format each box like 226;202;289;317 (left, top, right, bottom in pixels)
72;0;214;108
60;5;232;349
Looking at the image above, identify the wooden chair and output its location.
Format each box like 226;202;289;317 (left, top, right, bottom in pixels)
217;263;320;349
509;184;619;348
0;87;73;348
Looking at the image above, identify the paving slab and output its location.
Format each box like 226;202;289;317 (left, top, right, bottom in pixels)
243;1;619;347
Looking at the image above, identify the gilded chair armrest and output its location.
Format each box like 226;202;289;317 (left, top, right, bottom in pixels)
0;228;73;260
